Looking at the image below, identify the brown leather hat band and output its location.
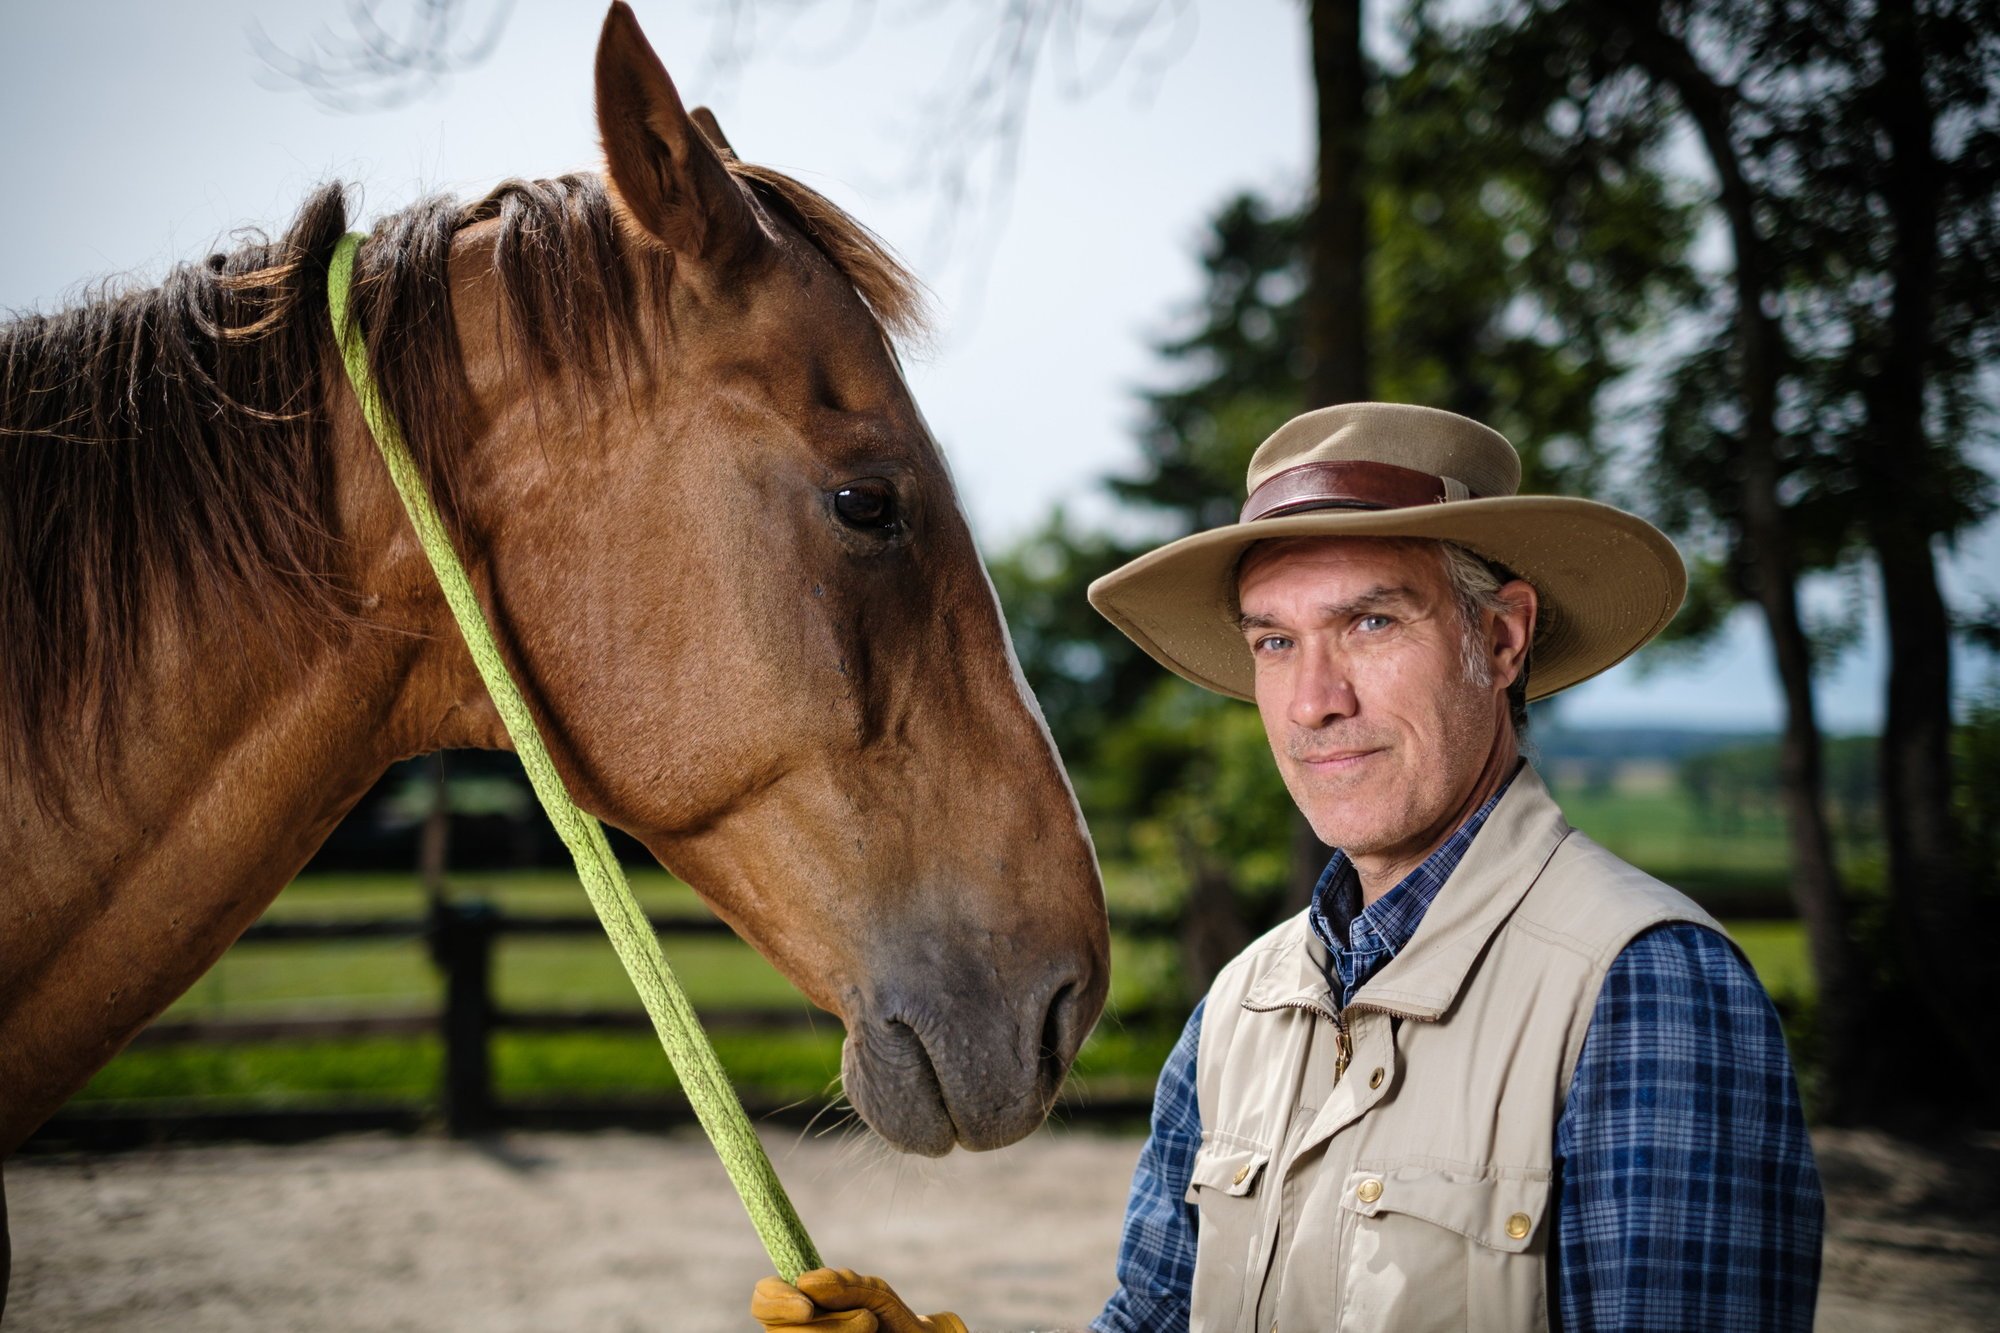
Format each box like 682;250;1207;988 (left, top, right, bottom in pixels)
1240;459;1456;522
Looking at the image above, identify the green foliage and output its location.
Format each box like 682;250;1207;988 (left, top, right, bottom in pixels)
1952;679;2000;889
1372;8;1700;487
990;16;1700;919
1726;921;1816;1005
1491;0;2000;645
1105;683;1294;914
1113;192;1310;532
987;511;1156;769
1678;735;1881;847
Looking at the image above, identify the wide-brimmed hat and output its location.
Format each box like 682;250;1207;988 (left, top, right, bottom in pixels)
1086;402;1685;703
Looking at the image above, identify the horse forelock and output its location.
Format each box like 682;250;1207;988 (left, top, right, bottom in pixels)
0;161;928;793
727;162;932;348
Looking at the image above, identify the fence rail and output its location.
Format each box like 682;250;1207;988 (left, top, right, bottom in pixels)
28;896;1176;1152
24;875;1791;1155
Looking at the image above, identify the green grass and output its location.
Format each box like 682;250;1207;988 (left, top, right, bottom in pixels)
171;941;433;1018
1546;782;1822;1003
1548;781;1881;903
261;868;705;920
494;1030;845;1098
76;1031;851;1104
1552;785;1789;874
78;786;1829;1108
1724;920;1814;1003
79;1037;444;1102
90;867;1199;1105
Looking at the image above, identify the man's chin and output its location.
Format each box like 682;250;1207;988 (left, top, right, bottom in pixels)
1287;775;1403;848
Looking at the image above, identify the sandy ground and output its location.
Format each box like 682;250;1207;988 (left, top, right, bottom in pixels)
7;1126;1997;1331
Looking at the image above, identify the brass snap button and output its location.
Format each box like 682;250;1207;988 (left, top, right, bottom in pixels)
1368;1067;1385;1089
1506;1212;1531;1239
1356;1178;1383;1204
1232;1163;1251;1186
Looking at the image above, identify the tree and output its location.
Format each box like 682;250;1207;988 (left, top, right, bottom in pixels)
1466;0;1870;1116
1300;0;1376;903
1801;0;2000;1113
994;13;1697;983
1488;0;2000;1120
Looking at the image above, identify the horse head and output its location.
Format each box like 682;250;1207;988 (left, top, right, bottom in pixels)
425;4;1109;1155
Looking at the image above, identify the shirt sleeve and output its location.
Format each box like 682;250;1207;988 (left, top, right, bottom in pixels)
1091;998;1205;1333
1554;922;1824;1332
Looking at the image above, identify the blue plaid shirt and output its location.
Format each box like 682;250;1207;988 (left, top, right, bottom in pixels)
1094;776;1823;1332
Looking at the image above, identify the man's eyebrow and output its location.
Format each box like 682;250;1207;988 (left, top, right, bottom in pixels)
1237;584;1423;633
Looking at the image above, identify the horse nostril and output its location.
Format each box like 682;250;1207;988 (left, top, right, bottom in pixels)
1040;977;1089;1078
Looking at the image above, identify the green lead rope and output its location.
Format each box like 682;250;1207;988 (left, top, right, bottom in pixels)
327;231;821;1283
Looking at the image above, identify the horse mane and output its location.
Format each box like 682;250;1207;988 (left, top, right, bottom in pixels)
0;164;926;790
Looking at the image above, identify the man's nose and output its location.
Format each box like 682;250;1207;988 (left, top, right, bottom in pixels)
1287;645;1358;731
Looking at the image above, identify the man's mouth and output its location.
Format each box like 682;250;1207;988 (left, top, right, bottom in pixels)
1296;747;1382;769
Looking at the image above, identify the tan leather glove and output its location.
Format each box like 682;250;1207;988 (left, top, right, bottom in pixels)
751;1267;970;1333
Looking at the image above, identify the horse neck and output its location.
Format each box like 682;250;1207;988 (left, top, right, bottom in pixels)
0;366;499;1152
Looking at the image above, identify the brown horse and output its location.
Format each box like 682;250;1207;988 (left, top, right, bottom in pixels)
0;0;1108;1303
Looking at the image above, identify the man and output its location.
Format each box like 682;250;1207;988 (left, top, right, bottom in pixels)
753;404;1824;1332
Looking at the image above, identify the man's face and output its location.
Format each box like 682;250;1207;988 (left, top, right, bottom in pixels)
1236;536;1509;858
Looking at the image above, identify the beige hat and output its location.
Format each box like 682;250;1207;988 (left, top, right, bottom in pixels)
1086;403;1686;703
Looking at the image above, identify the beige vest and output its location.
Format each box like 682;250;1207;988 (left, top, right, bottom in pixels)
1186;766;1722;1333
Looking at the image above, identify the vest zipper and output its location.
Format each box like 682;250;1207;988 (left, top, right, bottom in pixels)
1256;992;1432;1085
1266;996;1353;1082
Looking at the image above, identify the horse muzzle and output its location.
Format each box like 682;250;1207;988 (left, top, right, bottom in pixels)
839;951;1104;1156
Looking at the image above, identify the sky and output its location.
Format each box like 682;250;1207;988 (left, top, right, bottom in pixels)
2;0;1992;734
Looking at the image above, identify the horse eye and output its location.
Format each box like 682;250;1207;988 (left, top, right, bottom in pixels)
833;478;900;531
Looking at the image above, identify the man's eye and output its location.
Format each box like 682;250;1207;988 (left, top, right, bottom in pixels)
1357;614;1394;632
1254;635;1293;654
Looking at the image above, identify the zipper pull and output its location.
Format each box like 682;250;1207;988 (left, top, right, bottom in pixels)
1332;1011;1353;1083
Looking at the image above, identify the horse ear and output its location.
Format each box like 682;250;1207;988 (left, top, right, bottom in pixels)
594;3;760;264
690;107;739;163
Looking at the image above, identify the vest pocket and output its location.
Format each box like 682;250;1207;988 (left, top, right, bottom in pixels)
1334;1166;1551;1333
1186;1140;1271;1201
1185;1138;1274;1332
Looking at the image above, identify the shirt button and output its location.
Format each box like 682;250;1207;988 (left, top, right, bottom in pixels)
1368;1067;1385;1089
1357;1178;1383;1204
1506;1212;1531;1239
1232;1164;1250;1185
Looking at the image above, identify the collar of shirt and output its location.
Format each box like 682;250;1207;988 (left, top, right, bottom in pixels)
1306;764;1520;1008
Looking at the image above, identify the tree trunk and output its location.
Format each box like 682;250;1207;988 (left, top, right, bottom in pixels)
1608;0;1869;1118
1306;0;1369;410
1857;2;1996;1112
1181;857;1254;998
1291;0;1370;909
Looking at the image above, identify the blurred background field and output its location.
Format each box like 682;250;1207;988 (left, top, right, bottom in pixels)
9;4;2000;1329
12;0;1999;1147
67;740;1832;1122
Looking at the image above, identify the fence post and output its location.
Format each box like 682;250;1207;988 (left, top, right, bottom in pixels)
428;896;497;1137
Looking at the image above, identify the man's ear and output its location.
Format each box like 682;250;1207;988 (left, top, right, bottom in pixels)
1492;579;1539;690
594;3;761;264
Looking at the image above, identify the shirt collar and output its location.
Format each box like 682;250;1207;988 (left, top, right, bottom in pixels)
1306;764;1519;1008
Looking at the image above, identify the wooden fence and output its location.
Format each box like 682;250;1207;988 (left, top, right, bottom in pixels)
27;897;1177;1152
25;863;1792;1154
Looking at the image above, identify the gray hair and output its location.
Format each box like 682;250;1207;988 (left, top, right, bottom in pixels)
1437;542;1532;738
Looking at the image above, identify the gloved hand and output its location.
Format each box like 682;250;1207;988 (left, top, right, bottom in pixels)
751;1267;970;1333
